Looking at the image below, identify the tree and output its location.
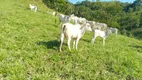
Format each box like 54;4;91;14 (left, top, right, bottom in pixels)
43;0;142;37
118;13;140;30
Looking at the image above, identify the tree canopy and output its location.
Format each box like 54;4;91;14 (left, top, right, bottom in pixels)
43;0;142;38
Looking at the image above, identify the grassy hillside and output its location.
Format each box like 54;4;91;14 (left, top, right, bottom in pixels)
0;0;142;79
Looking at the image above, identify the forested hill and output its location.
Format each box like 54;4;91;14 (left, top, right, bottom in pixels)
43;0;142;39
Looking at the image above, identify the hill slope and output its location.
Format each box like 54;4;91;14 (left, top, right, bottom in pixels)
0;0;142;79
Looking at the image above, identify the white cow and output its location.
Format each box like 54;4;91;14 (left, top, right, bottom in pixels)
58;14;71;26
70;15;87;24
29;4;38;12
87;21;107;30
109;27;118;36
91;29;111;45
52;11;58;16
59;22;92;52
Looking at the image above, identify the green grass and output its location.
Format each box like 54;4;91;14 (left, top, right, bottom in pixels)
0;0;142;79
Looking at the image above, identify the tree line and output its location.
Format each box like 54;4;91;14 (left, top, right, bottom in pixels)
43;0;142;38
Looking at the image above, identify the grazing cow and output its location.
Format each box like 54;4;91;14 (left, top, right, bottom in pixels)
58;14;71;26
87;21;107;30
70;15;87;24
29;4;38;12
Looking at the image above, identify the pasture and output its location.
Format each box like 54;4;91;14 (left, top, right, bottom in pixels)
0;0;142;79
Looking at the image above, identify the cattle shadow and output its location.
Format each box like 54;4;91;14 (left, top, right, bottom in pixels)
81;38;91;43
36;40;60;50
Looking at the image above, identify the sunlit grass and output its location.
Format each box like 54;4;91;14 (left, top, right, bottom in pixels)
0;0;142;79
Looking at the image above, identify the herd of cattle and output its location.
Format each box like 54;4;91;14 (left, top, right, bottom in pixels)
58;13;118;52
29;4;118;52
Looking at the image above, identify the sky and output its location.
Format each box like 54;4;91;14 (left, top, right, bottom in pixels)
68;0;135;4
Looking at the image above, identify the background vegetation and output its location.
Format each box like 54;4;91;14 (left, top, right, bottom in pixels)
0;0;142;79
43;0;142;39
